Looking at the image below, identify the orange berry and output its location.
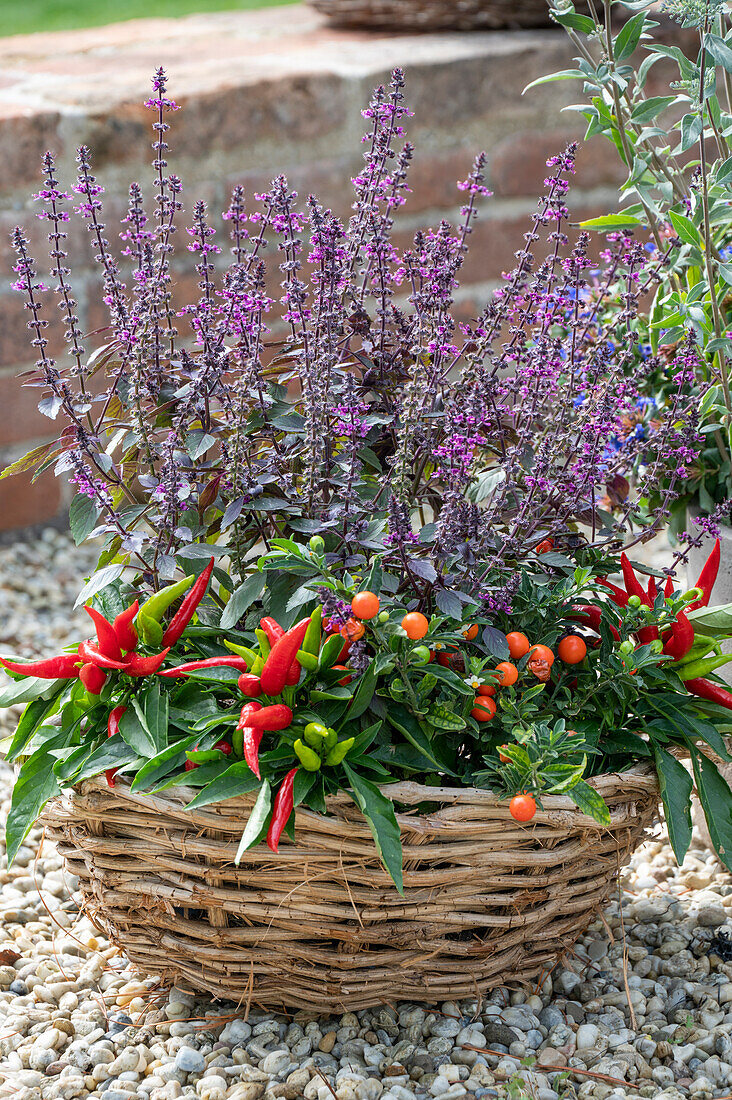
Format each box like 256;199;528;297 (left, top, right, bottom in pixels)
401;612;429;640
462;623;479;641
494;661;519;687
509;792;537;822
477;683;496;697
498;745;511;763
557;635;587;664
535;539;554;555
340;617;366;642
527;644;555;666
332;664;352;686
506;631;531;659
471;696;496;722
351;591;380;620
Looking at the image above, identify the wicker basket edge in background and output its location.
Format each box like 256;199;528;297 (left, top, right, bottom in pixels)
43;767;659;1012
307;0;568;32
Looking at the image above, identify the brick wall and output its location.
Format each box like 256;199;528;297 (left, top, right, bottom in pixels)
0;5;638;532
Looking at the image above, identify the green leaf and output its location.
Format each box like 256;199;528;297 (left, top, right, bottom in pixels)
630;95;676;124
71;738;140;783
579;214;644;230
691;750;732;871
5;696;59;762
668;208;703;248
344;764;403;893
347;663;378;720
614;9;647;61
5;747;60;865
523;69;585;94
69;494;101;545
130;733;200;792
653;745;693;866
220;572;266;630
234;781;272;863
551;10;595;33
73;565;126;609
706;33;732;76
119;700;156;757
186;761;262;810
143;681;168;753
386;704;450;773
567;780;612;825
688;602;732;634
0;675;65;709
0;442;57;481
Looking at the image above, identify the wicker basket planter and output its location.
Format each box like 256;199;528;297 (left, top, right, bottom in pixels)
43;766;658;1011
308;0;580;31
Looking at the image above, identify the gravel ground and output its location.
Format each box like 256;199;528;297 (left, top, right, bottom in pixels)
4;530;732;1100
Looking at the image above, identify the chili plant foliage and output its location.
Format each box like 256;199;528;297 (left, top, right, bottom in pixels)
3;69;732;887
542;0;732;533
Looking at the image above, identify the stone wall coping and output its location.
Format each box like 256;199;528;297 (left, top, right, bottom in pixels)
0;5;565;117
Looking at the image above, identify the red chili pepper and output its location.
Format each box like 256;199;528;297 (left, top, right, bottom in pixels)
0;654;81;679
238;673;263;697
686;676;732;710
621;554;648;605
79;663;107;695
162;557;214;647
113;600;139;652
688;539;721;611
77;640;128;670
647;577;657;605
157;656;249;679
242;704;293;731
597;578;630;607
260;617;285;647
259;618;312;697
285;661;301;686
123;649;170;676
105;704;126;788
242;728;264;778
238;701;263;728
662;610;694;661
213;739;232;755
569;603;620;641
266;767;298;853
665;576;674;599
84;605;123;661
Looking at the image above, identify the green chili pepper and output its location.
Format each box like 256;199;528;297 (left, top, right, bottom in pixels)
255;629;271;659
296;649;319;671
676;635;721;665
186;748;227;763
137;609;164;648
303;721;329;747
678;654;732;681
319;633;344;670
324;737;355;766
139;575;194;623
232;728;244;757
324;727;338;750
294;739;322;771
302;605;322;655
224;641;259;664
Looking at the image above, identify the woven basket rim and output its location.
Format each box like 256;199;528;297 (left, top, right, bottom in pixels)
72;761;658;828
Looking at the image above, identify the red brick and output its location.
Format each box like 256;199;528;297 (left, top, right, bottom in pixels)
0;109;62;192
490;131;625;198
0;468;62;531
0;289;68;368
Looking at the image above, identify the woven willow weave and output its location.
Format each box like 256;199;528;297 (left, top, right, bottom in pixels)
308;0;571;31
44;769;658;1011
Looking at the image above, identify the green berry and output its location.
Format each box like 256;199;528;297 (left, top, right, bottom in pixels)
412;645;431;665
309;535;325;553
618;640;634;656
378;610;390;623
627;595;642;609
